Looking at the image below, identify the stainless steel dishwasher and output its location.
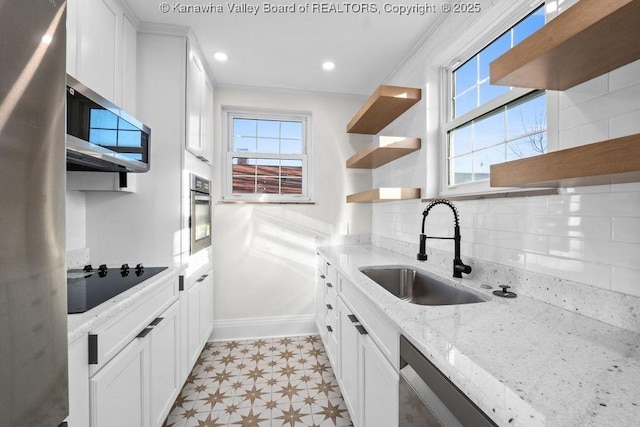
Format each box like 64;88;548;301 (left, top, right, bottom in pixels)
399;336;497;426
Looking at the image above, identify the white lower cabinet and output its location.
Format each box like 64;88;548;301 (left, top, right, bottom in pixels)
315;261;400;427
90;332;150;427
149;301;181;427
67;270;215;427
359;331;399;427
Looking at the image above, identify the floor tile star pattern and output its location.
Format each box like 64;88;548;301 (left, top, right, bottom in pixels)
163;335;353;427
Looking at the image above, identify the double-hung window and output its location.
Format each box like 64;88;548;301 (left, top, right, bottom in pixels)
224;109;311;202
444;4;547;191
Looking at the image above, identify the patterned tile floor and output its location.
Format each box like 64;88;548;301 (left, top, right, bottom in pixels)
163;335;353;427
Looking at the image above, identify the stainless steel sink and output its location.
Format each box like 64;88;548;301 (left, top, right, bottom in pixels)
359;266;487;306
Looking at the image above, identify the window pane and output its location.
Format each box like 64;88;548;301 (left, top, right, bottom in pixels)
232;176;255;194
451;154;473;185
282;178;302;194
257;138;279;154
233;119;256;137
455;57;477;96
479;80;509;105
234;137;256;152
281;139;302;154
281;159;303;177
479;33;510;80
473;145;505;181
507;93;546;140
514;7;545;45
454;88;477;118
257;177;280;194
89;129;117;145
117;130;142;147
450;123;472;156
90;109;118;128
257;120;280;138
507;133;547;160
474;110;505;150
281;121;302;139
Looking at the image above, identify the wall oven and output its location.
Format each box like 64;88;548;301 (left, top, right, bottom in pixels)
190;174;212;254
399;335;496;426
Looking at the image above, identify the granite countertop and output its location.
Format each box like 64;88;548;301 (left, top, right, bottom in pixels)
317;244;640;426
67;266;182;345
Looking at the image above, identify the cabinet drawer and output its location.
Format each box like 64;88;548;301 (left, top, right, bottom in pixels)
89;273;178;375
341;277;398;367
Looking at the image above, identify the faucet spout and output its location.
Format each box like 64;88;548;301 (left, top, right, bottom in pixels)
417;199;472;278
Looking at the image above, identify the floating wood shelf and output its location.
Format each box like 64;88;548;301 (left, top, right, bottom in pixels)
346;188;421;203
346;137;421;169
347;85;421;134
490;134;640;188
490;0;640;90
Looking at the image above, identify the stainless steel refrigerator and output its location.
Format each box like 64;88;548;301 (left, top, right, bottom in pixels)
0;1;69;426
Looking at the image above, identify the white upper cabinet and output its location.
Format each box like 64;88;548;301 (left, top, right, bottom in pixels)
185;42;214;163
67;0;137;111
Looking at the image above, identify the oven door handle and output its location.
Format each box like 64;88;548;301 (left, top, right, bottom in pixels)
193;194;211;202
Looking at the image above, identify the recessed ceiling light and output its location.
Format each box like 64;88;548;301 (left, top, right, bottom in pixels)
214;52;228;62
322;61;335;71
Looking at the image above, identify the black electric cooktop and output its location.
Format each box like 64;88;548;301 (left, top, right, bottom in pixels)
67;264;168;314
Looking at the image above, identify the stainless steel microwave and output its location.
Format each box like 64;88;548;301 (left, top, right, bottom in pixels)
66;75;151;173
190;174;212;254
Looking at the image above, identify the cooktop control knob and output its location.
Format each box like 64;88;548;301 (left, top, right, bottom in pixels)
135;263;144;276
98;264;108;277
83;264;93;272
121;263;130;277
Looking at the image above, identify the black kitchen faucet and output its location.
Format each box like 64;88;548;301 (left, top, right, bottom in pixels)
417;199;472;278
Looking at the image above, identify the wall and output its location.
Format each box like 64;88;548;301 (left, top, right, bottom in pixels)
211;86;370;329
371;0;640;298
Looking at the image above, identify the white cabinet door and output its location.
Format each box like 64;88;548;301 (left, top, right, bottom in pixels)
149;300;181;427
360;334;399;427
199;272;214;344
90;335;150;427
186;47;203;158
186;277;202;369
66;336;90;427
77;0;121;102
121;14;137;114
185;44;213;163
338;297;360;426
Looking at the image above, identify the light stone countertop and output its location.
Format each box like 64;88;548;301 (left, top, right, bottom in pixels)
67;266;183;345
317;243;640;427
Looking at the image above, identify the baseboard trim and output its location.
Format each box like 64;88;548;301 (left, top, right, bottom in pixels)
209;315;318;342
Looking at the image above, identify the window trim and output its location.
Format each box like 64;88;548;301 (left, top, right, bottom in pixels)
439;1;553;197
222;107;313;203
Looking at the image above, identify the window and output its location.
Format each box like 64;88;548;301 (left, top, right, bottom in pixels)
445;5;546;189
224;109;311;202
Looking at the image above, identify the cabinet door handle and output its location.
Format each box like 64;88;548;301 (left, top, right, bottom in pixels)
326;262;331;266
136;327;153;339
326;283;333;288
355;325;368;335
149;317;163;326
347;314;358;323
197;274;209;282
326;304;333;310
88;334;98;365
327;325;333;333
320;274;326;279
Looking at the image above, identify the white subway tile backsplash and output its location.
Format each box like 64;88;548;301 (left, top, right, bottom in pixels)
548;192;640;217
547;237;640;269
609;109;640;139
558;74;609;111
611;266;640;298
525;253;611;289
612;217;640;244
608;59;640;92
525;215;612;240
474;243;525;268
558;119;609;149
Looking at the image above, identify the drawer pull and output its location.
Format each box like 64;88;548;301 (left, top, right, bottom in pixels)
355;325;368;335
347;314;359;323
326;262;331;266
326;283;333;288
320;274;326;279
136;327;153;339
149;317;163;326
326;304;333;310
327;325;333;333
88;334;98;365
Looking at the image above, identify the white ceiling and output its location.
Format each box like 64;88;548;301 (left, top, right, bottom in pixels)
126;1;445;95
